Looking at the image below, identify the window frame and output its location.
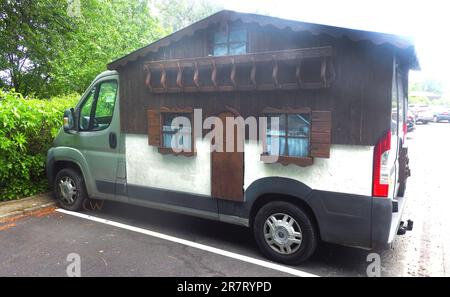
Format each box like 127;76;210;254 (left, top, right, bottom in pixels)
158;108;196;157
261;107;313;166
212;25;248;56
78;79;118;132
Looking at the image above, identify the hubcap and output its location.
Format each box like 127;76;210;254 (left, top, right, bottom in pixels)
264;213;302;255
58;176;77;205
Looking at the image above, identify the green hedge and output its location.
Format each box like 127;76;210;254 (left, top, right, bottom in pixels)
0;89;79;201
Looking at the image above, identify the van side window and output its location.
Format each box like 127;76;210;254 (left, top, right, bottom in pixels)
80;87;96;130
79;80;118;131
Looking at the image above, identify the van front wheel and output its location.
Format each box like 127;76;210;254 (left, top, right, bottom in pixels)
253;201;318;264
54;168;87;211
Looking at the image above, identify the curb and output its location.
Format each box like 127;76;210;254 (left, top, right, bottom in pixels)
0;202;56;222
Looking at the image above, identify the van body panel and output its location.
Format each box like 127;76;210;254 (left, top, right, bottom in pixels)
244;141;374;196
125;134;211;196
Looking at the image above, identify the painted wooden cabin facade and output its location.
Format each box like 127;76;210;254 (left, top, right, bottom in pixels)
107;10;418;203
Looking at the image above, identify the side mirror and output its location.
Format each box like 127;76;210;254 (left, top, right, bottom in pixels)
63;108;76;133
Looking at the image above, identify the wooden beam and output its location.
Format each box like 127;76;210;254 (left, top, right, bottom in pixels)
211;59;217;88
230;58;236;89
193;62;200;89
143;46;333;70
176;62;183;89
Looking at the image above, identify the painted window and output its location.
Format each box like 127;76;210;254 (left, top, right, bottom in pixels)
266;113;311;157
161;113;192;151
213;27;247;56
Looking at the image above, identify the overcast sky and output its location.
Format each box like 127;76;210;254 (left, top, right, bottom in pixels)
218;0;449;94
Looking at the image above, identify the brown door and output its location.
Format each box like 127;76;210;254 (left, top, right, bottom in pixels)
211;111;244;201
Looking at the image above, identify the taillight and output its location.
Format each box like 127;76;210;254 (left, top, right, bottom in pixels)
372;130;391;197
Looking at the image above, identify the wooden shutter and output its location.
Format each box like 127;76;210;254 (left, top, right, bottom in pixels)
147;109;161;146
310;111;331;158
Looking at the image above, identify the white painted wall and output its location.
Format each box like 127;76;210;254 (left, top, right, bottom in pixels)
126;134;374;197
125;134;211;195
244;141;374;196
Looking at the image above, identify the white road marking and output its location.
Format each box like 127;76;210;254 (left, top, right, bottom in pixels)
56;208;319;277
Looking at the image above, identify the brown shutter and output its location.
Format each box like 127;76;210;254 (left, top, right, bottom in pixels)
310;111;331;158
147;109;161;146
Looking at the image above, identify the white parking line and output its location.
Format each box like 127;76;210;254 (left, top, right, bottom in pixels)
56;208;319;277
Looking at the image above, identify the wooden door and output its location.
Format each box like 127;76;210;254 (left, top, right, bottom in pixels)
211;111;244;201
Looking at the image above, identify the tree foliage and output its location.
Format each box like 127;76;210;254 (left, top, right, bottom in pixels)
0;0;74;96
154;0;222;32
0;0;167;97
0;89;79;200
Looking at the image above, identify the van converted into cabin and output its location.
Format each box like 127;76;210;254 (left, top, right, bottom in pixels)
46;10;418;264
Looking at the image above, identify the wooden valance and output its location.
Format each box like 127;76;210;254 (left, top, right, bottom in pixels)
143;46;335;93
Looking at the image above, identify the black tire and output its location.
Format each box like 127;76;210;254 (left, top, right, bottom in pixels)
253;201;318;265
53;168;88;211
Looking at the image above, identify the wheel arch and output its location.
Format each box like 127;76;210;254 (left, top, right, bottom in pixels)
47;147;93;194
245;177;320;236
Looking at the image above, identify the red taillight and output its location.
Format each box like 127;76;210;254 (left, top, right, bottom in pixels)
403;122;407;140
372;130;391;197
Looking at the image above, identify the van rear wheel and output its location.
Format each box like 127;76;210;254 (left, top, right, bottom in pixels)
253;201;317;264
54;168;87;211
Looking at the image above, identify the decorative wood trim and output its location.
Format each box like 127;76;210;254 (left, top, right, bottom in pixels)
143;46;335;93
310;110;332;158
144;46;333;69
262;107;311;114
176;62;183;89
211;60;217;88
250;57;257;88
147;109;161;146
160;107;193;113
193;62;200;89
272;56;279;88
158;147;196;157
230;58;236;89
144;65;152;91
260;154;314;167
160;64;167;91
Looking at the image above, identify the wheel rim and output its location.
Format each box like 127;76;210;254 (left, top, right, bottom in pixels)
263;213;302;255
58;176;78;205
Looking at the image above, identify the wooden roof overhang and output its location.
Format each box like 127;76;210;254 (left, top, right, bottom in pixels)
143;46;336;93
108;10;419;71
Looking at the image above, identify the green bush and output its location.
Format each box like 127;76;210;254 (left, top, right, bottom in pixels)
0;89;79;201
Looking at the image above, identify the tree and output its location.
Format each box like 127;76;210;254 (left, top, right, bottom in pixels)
0;0;75;96
0;0;167;97
154;0;223;32
48;0;168;96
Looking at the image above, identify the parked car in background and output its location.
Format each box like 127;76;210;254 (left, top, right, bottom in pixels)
407;110;416;132
412;105;433;124
433;107;450;122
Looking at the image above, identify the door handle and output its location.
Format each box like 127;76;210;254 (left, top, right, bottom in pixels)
109;132;117;149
